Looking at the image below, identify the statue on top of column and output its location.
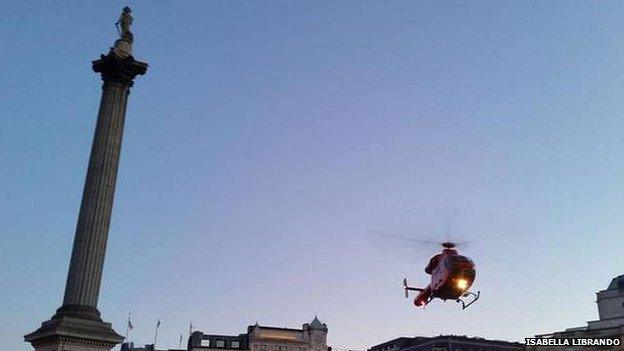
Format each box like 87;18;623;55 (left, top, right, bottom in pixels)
115;7;133;44
112;7;134;58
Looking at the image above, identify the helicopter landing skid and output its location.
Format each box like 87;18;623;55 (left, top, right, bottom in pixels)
456;290;480;310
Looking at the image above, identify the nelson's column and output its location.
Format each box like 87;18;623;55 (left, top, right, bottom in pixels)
24;7;147;351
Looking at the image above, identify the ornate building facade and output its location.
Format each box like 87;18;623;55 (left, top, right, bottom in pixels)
188;317;328;351
120;317;330;351
528;274;624;351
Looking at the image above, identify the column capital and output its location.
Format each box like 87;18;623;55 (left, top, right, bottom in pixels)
92;50;148;87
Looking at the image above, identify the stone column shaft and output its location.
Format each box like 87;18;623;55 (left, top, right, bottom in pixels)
62;81;129;309
51;53;147;321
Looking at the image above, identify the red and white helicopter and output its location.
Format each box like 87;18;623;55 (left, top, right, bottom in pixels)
403;241;480;310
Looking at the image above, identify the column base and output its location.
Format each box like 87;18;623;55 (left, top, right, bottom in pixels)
54;304;103;321
24;312;123;351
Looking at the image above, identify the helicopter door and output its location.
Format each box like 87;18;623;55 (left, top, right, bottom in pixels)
430;257;448;290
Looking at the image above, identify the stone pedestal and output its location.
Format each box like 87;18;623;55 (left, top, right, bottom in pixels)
24;47;147;351
23;316;123;351
113;39;133;58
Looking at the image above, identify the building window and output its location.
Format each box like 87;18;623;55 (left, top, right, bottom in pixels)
216;340;226;348
279;347;287;351
231;341;240;349
260;345;267;351
201;340;211;347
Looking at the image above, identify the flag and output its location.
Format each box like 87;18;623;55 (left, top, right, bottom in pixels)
189;321;194;334
156;319;161;329
179;333;183;347
128;319;134;331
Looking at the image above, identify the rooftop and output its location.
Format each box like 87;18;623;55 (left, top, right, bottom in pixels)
607;274;624;290
369;335;523;351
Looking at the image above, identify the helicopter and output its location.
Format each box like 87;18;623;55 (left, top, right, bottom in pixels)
403;241;480;310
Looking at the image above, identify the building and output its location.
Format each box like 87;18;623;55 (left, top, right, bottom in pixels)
121;343;184;351
188;331;249;351
369;335;524;351
123;317;329;351
367;337;426;351
189;317;329;351
528;274;624;350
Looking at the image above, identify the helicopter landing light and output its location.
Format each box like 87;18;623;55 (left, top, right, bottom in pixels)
456;278;468;290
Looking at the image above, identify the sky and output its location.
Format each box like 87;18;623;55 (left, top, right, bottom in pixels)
2;0;624;350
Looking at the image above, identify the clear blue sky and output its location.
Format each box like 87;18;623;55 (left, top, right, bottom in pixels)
2;1;624;350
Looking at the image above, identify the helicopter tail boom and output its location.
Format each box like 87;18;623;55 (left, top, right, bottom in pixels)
403;278;426;299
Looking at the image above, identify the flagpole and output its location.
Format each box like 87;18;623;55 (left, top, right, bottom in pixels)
125;312;131;341
154;319;161;347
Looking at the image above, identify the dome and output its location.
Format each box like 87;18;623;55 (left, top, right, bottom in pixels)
607;274;624;290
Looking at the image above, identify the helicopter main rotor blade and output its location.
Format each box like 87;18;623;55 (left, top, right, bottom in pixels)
366;230;439;263
371;231;440;246
367;229;473;249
